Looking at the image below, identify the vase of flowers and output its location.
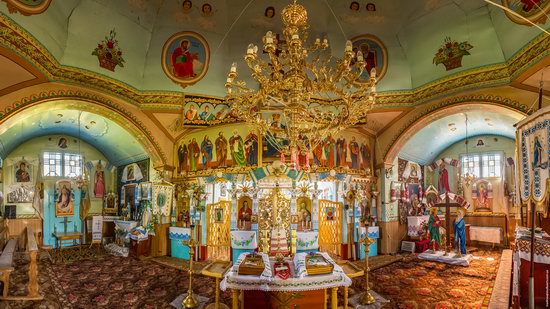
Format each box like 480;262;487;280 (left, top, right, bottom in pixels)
92;29;125;72
433;37;473;71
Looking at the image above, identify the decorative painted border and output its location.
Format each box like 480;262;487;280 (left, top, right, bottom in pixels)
383;94;530;163
0;89;168;165
1;12;550;111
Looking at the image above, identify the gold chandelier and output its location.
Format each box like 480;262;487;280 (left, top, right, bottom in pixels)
225;0;378;169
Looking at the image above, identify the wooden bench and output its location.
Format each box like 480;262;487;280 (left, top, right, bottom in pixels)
0;238;17;298
0;226;42;300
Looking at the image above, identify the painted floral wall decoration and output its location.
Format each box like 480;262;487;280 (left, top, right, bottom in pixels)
92;29;125;72
433;37;473;71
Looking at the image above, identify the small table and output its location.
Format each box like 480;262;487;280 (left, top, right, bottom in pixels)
336;261;364;309
52;232;83;262
202;260;232;309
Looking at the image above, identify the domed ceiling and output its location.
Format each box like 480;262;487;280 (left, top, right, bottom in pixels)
1;0;548;97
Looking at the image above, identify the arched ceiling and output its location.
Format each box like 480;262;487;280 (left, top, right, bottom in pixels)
0;106;148;166
1;0;548;97
398;109;524;165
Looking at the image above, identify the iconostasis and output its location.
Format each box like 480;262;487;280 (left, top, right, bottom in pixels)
171;124;377;261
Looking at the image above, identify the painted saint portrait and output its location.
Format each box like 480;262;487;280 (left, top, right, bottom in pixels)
350;34;388;82
326;206;335;221
56;180;74;217
182;0;192;14
297;197;312;231
94;161;105;198
104;192;118;214
502;0;550;25
58;137;68;149
162;31;210;88
366;2;376;11
15;160;31;183
201;3;213;17
140;182;151;200
3;0;52;15
238;196;253;230
349;1;360;11
265;6;275;18
215;208;224;223
473;180;493;212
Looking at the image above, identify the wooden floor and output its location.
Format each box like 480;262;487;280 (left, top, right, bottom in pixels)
488;249;512;309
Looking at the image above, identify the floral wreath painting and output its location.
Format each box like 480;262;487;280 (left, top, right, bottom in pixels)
501;0;550;25
162;31;210;88
92;29;125;72
433;37;473;71
349;34;388;82
2;0;52;15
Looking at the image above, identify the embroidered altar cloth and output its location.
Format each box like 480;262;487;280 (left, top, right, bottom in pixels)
469;226;501;244
220;252;351;292
296;231;319;251
230;231;258;249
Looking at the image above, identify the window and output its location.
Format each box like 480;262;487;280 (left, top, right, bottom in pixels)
460;152;502;178
43;152;82;177
461;154;481;178
43;152;62;177
63;153;82;177
482;153;502;178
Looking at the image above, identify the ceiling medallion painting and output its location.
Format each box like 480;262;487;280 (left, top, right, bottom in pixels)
350;34;388;82
502;0;550;25
433;37;473;71
225;0;378;170
92;29;125;72
162;31;210;88
1;0;51;15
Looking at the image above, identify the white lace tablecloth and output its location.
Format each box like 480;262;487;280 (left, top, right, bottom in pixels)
470;226;501;244
220;252;351;292
230;231;258;249
407;216;429;237
296;231;319;251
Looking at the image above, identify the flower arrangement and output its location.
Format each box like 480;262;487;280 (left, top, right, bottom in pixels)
433;37;473;71
192;184;208;212
92;29;125;71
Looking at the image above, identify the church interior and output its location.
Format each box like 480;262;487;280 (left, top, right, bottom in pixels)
2;0;550;308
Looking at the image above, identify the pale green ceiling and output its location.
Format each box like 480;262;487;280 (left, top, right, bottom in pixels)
0;107;147;166
399;109;524;165
1;0;548;97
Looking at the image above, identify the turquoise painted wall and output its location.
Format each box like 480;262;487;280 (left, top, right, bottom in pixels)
3;135;111;247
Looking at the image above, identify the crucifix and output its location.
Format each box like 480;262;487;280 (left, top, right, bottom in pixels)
433;193;462;255
61;217;72;234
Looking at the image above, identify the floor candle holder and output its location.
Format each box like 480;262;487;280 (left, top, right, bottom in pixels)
359;235;376;305
182;235;199;308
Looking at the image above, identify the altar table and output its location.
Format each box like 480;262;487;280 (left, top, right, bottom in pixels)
169;226;191;260
358;226;379;259
469;226;501;245
513;237;550;308
296;231;319;254
221;252;351;309
229;230;257;264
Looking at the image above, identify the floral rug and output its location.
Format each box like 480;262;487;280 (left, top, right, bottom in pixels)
2;249;501;309
346;250;502;309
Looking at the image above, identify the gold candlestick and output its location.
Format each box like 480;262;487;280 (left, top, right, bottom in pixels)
182;236;199;308
359;235;376;305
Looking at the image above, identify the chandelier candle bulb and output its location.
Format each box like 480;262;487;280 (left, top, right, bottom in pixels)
345;40;353;52
357;50;364;62
230;62;237;73
247;44;254;54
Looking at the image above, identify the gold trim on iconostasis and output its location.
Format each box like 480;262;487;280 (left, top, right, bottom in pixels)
206;201;231;260
318;199;343;257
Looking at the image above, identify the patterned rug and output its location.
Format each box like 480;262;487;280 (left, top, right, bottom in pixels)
345;250;502;309
2;249;501;309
